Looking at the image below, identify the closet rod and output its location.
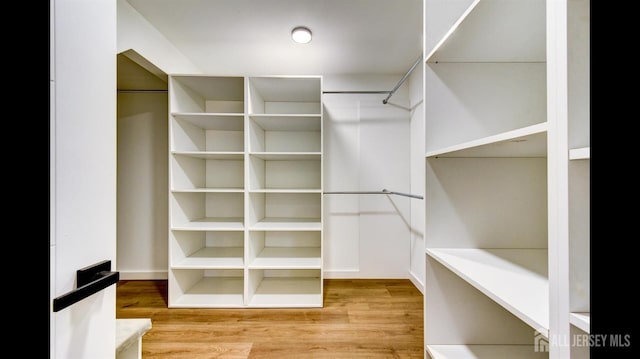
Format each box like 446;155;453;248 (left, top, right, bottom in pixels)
382;53;423;105
324;189;423;200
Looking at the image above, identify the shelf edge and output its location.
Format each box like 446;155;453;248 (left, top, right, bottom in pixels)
425;122;547;158
569;147;590;160
569;312;590;333
426;248;549;337
424;0;483;62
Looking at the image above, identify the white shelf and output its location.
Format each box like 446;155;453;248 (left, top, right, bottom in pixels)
569;147;590;160
251;218;322;231
426;248;549;336
569;312;590;333
171;217;245;231
171;151;244;160
426;345;549;359
425;0;546;63
249;152;321;161
171;113;244;130
249;247;321;269
248;76;322;115
248;277;322;307
426;123;547;158
171;188;244;193
249;189;322;194
249;114;321;130
172;247;244;268
170;276;244;308
169;75;244;114
171;117;244;152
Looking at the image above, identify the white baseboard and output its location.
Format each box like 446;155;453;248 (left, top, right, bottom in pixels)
324;269;412;280
408;270;424;294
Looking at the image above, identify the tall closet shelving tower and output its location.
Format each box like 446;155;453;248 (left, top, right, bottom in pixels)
168;75;323;308
246;76;323;307
422;0;589;358
557;0;590;357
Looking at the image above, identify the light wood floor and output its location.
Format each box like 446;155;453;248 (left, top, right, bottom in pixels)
116;279;424;358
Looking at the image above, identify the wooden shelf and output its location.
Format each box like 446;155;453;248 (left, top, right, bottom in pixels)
426;248;549;336
249;247;322;268
569;147;590;160
171;217;245;231
172;247;244;269
426;345;549;358
426;123;547;158
425;0;546;63
569;312;590;333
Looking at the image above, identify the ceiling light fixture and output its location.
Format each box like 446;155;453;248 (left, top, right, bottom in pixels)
291;26;312;44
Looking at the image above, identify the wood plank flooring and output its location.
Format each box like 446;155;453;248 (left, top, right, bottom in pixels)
116;279;424;358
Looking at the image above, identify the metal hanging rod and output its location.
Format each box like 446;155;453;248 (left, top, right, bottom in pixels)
382;53;423;105
321;53;423;105
324;189;423;200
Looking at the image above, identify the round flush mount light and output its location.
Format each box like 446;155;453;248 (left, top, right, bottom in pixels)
291;26;312;44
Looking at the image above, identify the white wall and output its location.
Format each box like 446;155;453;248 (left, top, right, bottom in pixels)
117;0;202;74
117;92;169;279
116;1;420;281
116;0;201;280
50;0;117;358
408;62;425;293
323;75;413;278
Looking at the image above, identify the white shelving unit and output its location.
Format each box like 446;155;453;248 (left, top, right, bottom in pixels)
246;76;323;308
427;248;549;336
423;0;551;357
426;345;549;359
423;0;590;357
569;313;590;334
168;75;323;308
565;1;590;357
569;147;589;161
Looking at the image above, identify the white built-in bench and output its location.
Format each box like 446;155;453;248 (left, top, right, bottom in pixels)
116;318;152;359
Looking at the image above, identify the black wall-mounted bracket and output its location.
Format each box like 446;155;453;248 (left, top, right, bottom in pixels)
52;260;120;312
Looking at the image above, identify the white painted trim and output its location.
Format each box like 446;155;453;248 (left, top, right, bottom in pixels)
408;270;424;294
323;269;360;279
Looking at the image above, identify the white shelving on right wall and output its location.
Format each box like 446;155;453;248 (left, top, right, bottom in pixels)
566;0;590;357
422;0;590;358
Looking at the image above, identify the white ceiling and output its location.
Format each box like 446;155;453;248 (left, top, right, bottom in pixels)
125;0;423;76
